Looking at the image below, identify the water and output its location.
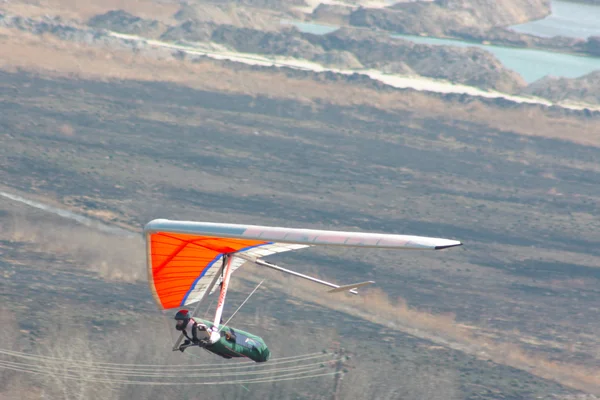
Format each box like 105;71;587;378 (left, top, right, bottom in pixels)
511;0;600;39
390;34;600;83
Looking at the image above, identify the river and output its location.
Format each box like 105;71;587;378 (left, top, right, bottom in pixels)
389;34;600;83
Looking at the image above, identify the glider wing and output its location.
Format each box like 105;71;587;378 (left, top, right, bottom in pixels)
145;230;309;310
144;219;462;310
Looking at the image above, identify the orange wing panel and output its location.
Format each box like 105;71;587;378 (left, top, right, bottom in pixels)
148;232;268;309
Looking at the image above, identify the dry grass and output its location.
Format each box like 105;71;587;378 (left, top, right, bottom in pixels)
0;210;144;282
357;293;600;394
1;28;599;146
0;308;29;400
360;294;600;394
1;0;179;23
2;0;283;29
246;268;600;395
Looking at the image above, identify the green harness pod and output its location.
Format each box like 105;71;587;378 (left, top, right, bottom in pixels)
195;318;270;363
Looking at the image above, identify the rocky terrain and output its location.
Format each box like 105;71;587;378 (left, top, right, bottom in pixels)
4;0;600;107
313;28;527;91
170;1;295;31
449;28;600;57
93;10;529;92
319;0;551;35
521;71;600;105
8;8;600;105
88;9;166;37
310;1;600;60
87;7;600;101
0;10;528;93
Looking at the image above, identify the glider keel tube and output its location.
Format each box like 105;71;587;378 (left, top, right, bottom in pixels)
255;259;374;295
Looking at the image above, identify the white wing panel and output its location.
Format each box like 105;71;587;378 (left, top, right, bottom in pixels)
208;242;311;294
178;254;226;307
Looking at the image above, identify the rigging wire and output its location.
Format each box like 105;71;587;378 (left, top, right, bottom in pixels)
203;296;215;319
219;279;265;332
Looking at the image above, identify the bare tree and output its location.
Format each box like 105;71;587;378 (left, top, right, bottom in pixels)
36;318;119;400
0;307;28;399
105;314;185;400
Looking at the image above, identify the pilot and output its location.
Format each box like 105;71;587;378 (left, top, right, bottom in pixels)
174;309;210;352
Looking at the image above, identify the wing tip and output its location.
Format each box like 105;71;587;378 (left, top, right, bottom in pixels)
435;241;463;250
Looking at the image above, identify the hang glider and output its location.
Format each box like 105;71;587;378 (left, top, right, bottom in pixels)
144;219;462;310
145;219;462;354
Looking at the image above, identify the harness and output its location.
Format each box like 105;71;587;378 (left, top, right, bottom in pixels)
182;319;206;343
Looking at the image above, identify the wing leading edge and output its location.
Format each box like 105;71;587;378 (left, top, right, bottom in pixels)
145;219;462;250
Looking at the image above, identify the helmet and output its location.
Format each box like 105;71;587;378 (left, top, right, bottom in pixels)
174;309;191;331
